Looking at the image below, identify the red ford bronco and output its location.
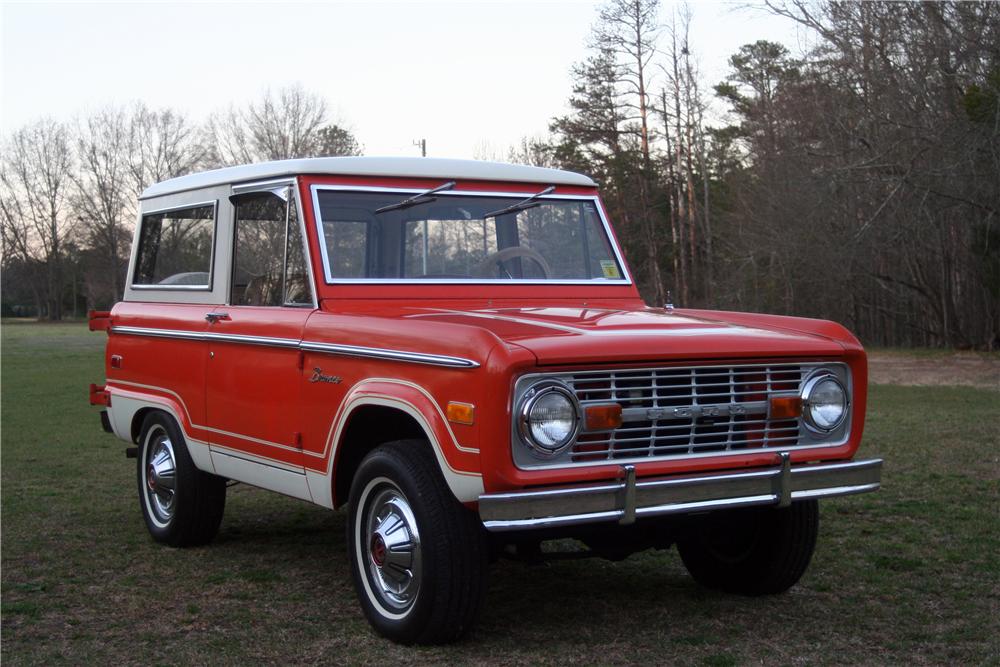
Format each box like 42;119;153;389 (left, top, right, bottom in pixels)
89;157;881;644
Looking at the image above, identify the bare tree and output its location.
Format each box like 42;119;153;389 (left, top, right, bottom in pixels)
474;136;558;168
126;102;205;196
0;119;76;319
72;107;133;306
206;84;361;166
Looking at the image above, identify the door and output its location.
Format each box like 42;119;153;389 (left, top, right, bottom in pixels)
115;202;219;436
205;185;316;473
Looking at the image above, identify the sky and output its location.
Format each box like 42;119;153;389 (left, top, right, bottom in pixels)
0;1;806;159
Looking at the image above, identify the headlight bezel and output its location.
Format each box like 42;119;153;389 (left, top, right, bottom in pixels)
516;381;581;457
800;372;849;433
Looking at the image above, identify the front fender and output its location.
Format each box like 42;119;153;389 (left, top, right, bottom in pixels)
326;378;484;503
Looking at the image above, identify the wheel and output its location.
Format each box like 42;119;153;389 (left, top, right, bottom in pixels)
137;411;226;547
347;440;487;644
476;246;552;279
676;500;819;595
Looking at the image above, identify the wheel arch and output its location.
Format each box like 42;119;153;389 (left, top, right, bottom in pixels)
105;387;215;474
130;406;158;443
332;404;426;508
325;382;483;508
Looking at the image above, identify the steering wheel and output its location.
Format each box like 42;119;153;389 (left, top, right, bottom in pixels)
476;246;552;279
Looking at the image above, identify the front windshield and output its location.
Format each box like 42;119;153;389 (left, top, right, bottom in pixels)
314;189;626;283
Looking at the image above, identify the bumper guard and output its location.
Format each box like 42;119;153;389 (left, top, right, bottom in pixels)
478;455;882;532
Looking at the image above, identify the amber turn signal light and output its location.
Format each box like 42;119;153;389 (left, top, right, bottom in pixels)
770;396;803;419
446;402;475;425
584;404;623;431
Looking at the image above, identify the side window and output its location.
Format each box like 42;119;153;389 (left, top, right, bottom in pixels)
133;204;215;287
231;190;312;307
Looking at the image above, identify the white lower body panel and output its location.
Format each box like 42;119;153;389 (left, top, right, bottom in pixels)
210;450;313;502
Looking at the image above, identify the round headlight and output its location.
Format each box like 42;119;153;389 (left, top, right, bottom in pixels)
518;383;580;456
801;374;848;432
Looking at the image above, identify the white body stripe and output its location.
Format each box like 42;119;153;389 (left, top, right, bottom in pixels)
315;393;483;505
106;378;484;507
108;393;216;473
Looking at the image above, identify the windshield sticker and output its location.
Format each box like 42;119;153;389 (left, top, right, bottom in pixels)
600;260;621;279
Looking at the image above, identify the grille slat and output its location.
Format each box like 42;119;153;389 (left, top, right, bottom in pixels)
568;363;807;463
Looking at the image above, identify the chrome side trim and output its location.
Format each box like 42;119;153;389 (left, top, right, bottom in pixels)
203;332;299;349
111;326;205;342
478;457;882;532
109;326;479;369
300;341;479;368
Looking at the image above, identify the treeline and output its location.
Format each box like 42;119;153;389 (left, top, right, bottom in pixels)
3;1;998;349
487;0;999;349
0;85;361;318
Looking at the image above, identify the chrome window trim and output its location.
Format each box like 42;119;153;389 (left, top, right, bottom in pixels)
109;326;478;369
231;178;298;195
227;181;318;310
130;284;217;291
310;184;633;285
291;180;320;309
510;361;853;471
131;200;219;292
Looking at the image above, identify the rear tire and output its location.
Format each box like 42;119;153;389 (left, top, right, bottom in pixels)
347;440;487;644
137;411;226;547
677;500;819;595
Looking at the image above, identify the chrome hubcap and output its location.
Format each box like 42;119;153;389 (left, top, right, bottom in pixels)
361;482;421;613
144;428;177;524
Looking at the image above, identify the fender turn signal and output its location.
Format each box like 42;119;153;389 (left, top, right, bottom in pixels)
446;402;475;425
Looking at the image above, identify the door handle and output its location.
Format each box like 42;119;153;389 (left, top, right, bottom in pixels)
205;312;231;323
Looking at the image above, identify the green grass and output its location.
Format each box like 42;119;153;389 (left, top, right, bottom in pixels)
2;323;998;664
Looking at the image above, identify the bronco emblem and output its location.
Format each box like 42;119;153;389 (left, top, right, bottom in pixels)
308;367;342;384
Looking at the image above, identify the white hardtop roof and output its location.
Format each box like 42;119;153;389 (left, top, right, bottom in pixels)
140;156;597;199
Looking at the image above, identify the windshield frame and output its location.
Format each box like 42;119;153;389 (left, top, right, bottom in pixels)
309;184;633;286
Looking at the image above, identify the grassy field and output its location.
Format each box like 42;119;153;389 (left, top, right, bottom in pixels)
2;322;997;665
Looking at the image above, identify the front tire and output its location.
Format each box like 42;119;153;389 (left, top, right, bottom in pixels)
347;440;487;644
137;411;226;547
677;500;819;595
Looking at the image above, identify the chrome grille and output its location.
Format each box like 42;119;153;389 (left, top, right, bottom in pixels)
567;364;805;462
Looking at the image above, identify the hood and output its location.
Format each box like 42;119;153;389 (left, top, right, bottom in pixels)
404;304;847;365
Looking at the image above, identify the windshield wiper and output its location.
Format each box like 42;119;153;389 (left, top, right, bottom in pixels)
481;185;556;219
375;180;456;214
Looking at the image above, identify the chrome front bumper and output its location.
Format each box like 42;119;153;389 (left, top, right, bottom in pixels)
478;455;882;532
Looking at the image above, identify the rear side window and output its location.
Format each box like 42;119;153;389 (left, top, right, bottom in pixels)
133;203;216;288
